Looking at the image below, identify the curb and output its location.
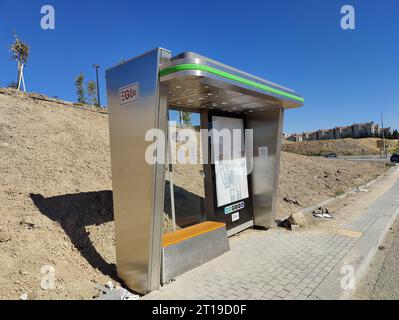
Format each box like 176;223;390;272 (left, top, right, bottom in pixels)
340;208;399;300
309;173;399;300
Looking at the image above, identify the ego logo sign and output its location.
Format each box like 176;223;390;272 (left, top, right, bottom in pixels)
119;83;139;105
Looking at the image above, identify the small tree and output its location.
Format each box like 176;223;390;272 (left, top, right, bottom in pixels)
87;80;98;106
10;32;30;91
182;112;192;126
75;73;86;104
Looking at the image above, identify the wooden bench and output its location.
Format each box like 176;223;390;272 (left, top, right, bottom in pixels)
163;221;226;248
161;221;230;284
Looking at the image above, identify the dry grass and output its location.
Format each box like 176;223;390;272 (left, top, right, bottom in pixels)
282;138;398;156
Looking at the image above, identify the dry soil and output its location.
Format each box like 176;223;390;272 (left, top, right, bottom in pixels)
0;88;388;299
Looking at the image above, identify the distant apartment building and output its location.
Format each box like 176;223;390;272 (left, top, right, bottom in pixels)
287;122;393;142
378;127;393;138
334;125;353;139
319;129;335;140
286;133;303;142
352;122;379;138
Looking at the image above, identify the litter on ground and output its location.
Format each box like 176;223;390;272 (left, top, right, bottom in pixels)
94;283;139;301
312;207;334;219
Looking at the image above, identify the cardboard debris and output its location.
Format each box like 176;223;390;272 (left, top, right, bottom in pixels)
283;197;301;206
19;293;28;300
312;207;334;219
94;283;139;301
105;281;114;290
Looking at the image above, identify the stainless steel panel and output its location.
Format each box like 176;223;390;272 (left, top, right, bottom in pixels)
162;51;296;94
106;48;170;294
246;107;284;228
162;76;281;113
161;71;301;108
226;220;254;237
200;112;215;219
149;85;169;291
160;52;303;109
161;226;230;284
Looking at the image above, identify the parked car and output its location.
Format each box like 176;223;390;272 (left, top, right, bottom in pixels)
324;153;338;158
390;154;399;163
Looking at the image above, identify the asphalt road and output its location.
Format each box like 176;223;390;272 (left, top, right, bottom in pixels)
335;155;391;163
353;214;399;300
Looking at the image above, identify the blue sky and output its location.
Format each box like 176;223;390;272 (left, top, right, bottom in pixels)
0;0;398;133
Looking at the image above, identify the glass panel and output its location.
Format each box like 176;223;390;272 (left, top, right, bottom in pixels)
211;116;249;207
163;110;205;231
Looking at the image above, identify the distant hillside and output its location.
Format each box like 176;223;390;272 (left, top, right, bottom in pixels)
282;138;398;156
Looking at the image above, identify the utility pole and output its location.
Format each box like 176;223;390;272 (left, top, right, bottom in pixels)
381;112;387;158
93;64;101;108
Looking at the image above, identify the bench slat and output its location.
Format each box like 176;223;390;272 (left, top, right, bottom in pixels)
163;221;226;248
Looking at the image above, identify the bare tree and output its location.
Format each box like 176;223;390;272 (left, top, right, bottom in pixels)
10;32;30;91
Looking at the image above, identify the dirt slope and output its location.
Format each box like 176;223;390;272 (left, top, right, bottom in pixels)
277;152;386;217
282;138;394;156
0;88;387;300
0;89;113;300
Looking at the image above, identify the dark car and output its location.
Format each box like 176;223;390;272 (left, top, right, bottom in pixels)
324;153;338;158
391;154;399;163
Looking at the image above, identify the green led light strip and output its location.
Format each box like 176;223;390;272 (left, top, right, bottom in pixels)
160;63;304;103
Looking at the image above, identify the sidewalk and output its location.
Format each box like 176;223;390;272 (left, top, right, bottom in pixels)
144;167;399;300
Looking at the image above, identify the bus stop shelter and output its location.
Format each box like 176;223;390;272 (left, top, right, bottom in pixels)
106;48;304;294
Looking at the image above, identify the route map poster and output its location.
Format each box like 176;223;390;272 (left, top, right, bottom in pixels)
211;116;249;207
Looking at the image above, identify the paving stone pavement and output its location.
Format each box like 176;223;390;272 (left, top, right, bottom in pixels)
143;167;399;300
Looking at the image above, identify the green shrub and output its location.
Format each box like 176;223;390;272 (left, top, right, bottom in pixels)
335;190;345;197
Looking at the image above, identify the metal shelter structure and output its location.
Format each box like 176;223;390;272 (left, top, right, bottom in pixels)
106;48;303;294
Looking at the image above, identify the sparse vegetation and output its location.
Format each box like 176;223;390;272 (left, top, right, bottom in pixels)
335;190;345;197
87;80;98;107
182;112;192;126
75;74;99;107
283;138;399;157
74;73;86;104
390;142;399;155
10;32;30;90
